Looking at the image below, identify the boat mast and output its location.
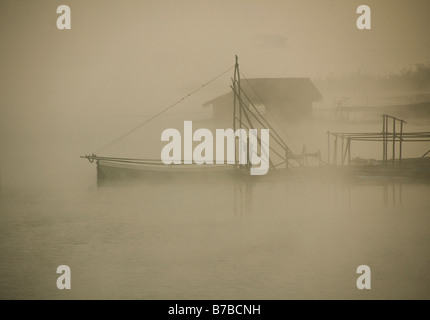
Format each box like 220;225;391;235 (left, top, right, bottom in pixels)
233;55;246;169
233;55;243;168
233;56;238;132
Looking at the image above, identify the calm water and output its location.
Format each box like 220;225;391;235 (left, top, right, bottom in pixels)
0;167;429;299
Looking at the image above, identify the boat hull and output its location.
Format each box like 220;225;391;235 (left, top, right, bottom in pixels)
96;160;246;184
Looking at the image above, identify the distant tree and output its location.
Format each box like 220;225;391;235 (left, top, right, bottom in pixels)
315;63;430;94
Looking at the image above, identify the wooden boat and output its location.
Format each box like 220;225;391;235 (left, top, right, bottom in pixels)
96;158;238;183
81;56;296;183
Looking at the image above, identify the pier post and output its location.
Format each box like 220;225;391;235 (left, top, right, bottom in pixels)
382;115;386;164
392;118;396;165
341;135;345;165
348;139;351;166
399;121;404;165
385;115;389;165
334;136;338;165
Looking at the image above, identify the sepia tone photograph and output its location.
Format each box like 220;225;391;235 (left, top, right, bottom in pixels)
0;0;429;301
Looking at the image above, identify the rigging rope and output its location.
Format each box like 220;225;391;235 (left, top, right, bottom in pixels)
93;65;235;155
239;69;300;154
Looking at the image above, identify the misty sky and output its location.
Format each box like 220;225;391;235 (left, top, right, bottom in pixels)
1;1;430;109
0;0;430;172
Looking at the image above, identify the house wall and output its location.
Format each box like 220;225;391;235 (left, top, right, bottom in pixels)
211;100;314;122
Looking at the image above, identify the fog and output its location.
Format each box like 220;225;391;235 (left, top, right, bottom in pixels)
0;0;430;300
1;0;430;186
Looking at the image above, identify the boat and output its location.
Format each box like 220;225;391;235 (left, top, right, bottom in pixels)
81;56;298;183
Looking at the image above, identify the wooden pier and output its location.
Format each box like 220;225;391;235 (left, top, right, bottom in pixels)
325;114;430;180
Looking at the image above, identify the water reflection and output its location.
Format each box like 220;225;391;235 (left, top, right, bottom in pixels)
230;177;409;218
383;182;403;207
234;181;254;217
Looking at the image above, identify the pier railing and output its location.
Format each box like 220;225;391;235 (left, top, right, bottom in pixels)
327;114;430;166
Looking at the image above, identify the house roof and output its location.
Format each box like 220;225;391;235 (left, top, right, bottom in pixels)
203;78;322;106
